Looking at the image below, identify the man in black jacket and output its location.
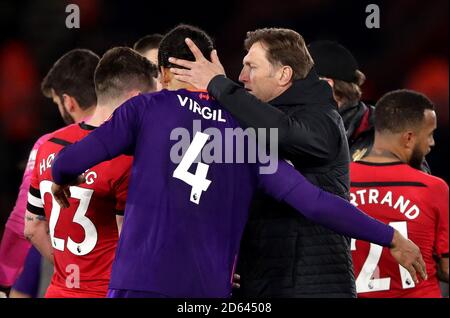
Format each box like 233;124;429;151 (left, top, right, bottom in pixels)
308;40;431;173
169;28;355;297
168;28;426;297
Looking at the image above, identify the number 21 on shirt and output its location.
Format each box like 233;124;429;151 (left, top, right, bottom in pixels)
351;221;415;293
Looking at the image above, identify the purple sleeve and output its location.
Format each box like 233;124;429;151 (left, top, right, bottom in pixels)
52;96;144;185
11;246;41;297
258;160;394;247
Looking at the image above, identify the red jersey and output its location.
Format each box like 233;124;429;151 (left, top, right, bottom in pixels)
350;161;448;298
27;122;132;297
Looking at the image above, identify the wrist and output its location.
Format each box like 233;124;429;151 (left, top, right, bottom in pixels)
389;228;399;249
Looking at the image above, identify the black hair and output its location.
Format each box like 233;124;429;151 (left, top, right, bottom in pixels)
133;34;163;54
41;49;99;109
158;24;214;69
94;47;158;99
375;89;435;133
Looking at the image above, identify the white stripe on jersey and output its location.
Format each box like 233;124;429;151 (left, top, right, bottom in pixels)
28;192;44;208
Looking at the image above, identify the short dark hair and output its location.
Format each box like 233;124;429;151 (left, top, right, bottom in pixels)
94;47;158;100
244;28;314;80
375;89;435;134
158;24;214;69
41;49;99;109
133;34;163;54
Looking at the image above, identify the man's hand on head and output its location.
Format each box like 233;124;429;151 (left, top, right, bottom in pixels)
169;38;225;90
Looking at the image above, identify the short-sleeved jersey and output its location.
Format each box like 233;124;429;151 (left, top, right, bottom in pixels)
350;161;449;298
27;123;132;297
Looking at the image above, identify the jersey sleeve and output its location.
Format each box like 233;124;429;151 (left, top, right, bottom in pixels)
258;159;394;246
113;159;131;216
52;95;147;185
12;134;50;219
27;147;45;216
433;179;449;258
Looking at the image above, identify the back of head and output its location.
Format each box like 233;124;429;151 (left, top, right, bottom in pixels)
41;49;99;109
308;40;366;107
94;47;158;101
133;34;163;54
244;28;314;81
158;24;214;70
375;89;435;134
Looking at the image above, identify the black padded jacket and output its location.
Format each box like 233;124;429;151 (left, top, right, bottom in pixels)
208;69;356;297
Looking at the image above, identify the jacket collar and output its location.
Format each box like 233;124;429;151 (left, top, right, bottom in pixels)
339;101;374;139
269;67;337;109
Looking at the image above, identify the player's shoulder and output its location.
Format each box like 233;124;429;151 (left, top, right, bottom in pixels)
135;89;173;103
32;132;53;149
35;126;72;153
48;123;84;143
29;132;53;159
350;160;378;172
403;164;448;191
119;90;172;114
136;88;213;104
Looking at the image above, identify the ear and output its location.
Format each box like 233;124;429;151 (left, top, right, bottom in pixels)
401;130;416;149
278;66;293;86
61;94;76;113
160;67;172;87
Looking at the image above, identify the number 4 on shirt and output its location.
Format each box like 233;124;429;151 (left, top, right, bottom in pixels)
173;132;212;204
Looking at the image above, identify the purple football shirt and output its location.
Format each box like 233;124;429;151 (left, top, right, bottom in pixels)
52;89;393;297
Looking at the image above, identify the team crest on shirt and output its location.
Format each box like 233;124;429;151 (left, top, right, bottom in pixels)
199;93;210;101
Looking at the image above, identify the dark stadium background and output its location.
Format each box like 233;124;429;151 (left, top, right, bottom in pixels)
0;0;448;233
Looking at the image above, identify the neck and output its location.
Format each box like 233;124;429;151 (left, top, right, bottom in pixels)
167;79;198;91
73;105;96;123
86;96;132;127
364;135;407;163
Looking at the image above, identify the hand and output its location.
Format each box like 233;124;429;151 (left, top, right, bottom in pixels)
51;175;86;208
389;229;427;284
232;273;241;289
168;38;226;90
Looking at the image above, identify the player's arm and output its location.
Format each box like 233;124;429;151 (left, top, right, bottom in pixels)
434;180;449;283
258;159;427;283
25;177;54;264
113;161;130;236
207;76;336;160
437;257;449;282
23;211;53;264
51;96;145;207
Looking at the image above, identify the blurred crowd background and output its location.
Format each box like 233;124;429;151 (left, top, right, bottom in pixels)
0;0;448;231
